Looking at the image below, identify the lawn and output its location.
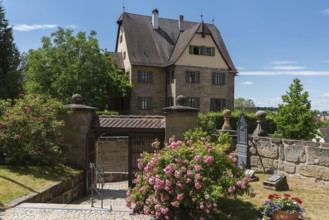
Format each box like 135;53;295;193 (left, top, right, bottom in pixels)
222;173;329;220
0;165;81;210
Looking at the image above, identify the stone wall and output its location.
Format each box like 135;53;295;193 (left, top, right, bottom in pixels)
96;136;129;181
250;136;329;183
7;172;84;207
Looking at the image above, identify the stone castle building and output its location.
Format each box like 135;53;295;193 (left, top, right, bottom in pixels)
113;9;237;114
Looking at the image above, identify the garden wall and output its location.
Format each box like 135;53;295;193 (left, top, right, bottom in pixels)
249;136;329;183
96;136;128;182
6;172;84;207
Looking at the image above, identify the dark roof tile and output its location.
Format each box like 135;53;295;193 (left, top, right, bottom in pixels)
118;12;237;73
96;115;165;129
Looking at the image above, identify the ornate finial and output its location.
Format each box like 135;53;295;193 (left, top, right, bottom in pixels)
122;0;125;12
200;14;204;22
176;95;187;106
212;17;215;25
72;94;83;104
222;109;232;130
253;110;267;137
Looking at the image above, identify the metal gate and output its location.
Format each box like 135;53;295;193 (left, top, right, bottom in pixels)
128;132;164;187
86;131;96;193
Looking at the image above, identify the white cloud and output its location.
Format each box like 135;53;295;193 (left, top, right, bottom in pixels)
322;60;329;63
271;66;306;70
236;66;245;70
272;61;296;65
239;71;329;76
241;81;254;85
312;93;329;111
270;97;282;106
13;24;58;31
66;25;77;29
321;8;329;15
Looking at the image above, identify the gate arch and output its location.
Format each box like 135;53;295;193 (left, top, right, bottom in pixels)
89;115;165;187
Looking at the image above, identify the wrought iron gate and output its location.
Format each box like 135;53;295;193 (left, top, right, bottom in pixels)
86;131;96;192
128;132;164;187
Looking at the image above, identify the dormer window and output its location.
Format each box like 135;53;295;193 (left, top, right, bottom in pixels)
189;45;215;56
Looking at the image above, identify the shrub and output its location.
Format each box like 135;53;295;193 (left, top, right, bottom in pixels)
126;137;255;219
0;93;66;165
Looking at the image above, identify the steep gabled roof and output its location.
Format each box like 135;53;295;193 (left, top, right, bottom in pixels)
117;12;237;73
108;52;125;70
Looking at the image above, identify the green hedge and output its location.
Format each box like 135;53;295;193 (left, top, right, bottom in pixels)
197;111;277;135
96;111;119;116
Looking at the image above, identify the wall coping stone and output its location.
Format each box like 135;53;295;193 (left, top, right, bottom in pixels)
4;172;84;209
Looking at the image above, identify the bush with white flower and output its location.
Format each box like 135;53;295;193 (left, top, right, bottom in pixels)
126;136;256;219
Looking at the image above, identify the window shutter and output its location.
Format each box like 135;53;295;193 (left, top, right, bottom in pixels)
210;98;215;111
201;46;205;55
222;99;227;110
212;72;215;85
137;71;142;83
211;47;215;56
149;71;153;83
148;97;153;110
137;97;142;109
221;73;226;85
186;71;189;83
196;71;200;83
196;98;200;109
189;45;193;54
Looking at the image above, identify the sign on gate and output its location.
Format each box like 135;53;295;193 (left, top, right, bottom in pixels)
236;114;249;169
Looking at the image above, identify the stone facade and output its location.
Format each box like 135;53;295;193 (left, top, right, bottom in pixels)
62;108;96;169
96;136;129;181
130;65;166;115
250;136;329;183
129;64;235;115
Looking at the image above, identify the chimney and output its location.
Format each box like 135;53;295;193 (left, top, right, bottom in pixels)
178;15;184;32
152;9;159;29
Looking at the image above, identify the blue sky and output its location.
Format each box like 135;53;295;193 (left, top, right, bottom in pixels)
2;0;329;111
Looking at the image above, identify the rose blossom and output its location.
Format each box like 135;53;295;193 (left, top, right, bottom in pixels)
194;155;201;163
161;207;169;215
177;194;184;201
204;156;213;164
195;182;202;190
194;165;201;172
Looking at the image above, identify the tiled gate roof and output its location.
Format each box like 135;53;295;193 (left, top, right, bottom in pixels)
95;115;165;129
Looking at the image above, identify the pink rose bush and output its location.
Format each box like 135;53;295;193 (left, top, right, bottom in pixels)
126;136;255;219
0;94;65;165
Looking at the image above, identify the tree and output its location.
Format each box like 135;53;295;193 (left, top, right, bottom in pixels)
24;28;131;109
274;78;318;140
234;98;257;113
0;2;22;99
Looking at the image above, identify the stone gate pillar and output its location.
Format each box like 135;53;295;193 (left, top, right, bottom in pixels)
61;94;96;169
163;95;199;142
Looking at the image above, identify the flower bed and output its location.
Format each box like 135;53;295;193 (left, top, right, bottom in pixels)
126;137;255;219
258;193;304;220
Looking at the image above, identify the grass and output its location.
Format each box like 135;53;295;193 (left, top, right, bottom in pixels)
0;165;81;210
221;173;329;220
1;168;328;219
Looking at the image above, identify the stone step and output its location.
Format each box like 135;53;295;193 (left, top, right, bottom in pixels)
14;202;129;212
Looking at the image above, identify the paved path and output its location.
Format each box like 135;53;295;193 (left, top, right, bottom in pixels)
0;181;153;220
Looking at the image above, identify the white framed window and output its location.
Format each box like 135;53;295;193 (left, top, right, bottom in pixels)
212;72;226;85
186;71;200;84
137;71;153;83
